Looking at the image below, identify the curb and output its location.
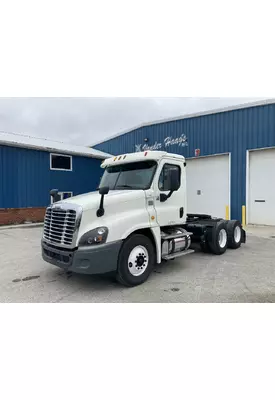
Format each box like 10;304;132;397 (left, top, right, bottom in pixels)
0;223;44;231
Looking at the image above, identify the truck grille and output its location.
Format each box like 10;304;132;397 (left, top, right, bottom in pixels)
43;206;78;247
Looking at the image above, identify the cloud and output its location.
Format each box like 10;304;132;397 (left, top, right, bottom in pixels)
0;97;267;146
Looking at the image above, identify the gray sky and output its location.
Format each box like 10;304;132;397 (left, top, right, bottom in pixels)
0;97;267;146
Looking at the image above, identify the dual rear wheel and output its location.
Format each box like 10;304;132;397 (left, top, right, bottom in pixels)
200;220;242;255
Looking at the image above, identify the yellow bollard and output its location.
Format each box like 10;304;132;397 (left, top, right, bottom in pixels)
242;205;246;227
225;205;229;220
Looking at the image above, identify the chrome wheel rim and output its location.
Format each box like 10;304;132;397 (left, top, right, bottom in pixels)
218;229;227;248
128;246;149;277
234;226;241;243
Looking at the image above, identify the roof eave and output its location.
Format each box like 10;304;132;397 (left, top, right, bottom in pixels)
0;140;111;159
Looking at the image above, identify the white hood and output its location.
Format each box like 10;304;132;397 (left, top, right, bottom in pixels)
58;190;145;211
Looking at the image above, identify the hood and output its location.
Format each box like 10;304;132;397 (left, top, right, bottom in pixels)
57;190;145;211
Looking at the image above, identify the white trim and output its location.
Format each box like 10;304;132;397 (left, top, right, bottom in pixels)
90;98;275;147
246;145;275;225
186;151;230;160
228;152;231;220
50;191;73;204
248;145;275;153
186;152;231;219
50;153;73;171
246;150;250;224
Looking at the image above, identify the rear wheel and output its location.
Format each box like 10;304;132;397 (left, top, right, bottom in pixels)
226;220;242;249
208;221;228;255
116;234;155;287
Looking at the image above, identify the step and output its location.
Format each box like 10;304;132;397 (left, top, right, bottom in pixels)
162;249;195;260
161;231;193;240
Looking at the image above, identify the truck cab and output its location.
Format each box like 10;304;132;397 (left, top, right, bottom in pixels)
41;151;246;287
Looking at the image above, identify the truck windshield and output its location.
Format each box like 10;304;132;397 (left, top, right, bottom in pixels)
99;160;157;190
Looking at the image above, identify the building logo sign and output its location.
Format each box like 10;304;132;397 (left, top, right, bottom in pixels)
135;134;188;152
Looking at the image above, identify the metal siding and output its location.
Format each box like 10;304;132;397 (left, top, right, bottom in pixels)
94;103;275;222
0;145;103;209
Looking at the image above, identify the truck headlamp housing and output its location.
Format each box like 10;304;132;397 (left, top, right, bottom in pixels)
79;227;108;246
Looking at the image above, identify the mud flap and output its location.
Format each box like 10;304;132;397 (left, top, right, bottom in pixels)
241;228;246;244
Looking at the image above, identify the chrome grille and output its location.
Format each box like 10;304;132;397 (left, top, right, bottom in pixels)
43;205;81;247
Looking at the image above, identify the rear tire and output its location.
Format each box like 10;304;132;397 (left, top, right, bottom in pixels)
226;220;242;249
116;234;155;287
208;221;228;255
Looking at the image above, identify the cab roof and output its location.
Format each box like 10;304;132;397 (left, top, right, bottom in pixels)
101;150;185;168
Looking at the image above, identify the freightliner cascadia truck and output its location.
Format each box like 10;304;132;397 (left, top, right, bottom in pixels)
41;151;246;287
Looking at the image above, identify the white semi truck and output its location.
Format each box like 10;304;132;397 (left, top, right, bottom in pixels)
41;151;246;287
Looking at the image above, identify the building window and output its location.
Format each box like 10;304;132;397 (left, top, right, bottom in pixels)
50;154;72;171
158;164;181;192
51;192;73;204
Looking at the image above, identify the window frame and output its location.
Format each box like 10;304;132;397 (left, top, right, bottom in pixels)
50;191;73;204
50;153;73;172
158;163;181;192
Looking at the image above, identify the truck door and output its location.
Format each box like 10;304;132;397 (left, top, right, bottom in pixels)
153;160;186;227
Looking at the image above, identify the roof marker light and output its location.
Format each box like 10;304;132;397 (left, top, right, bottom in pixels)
123;155;126;159
118;156;122;160
144;152;148;156
114;157;117;161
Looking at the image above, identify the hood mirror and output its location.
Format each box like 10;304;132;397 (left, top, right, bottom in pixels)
97;186;110;217
99;186;110;196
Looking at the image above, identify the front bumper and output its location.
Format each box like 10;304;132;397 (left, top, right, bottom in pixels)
42;240;122;275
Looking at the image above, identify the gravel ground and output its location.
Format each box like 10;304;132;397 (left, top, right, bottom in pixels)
1;226;275;303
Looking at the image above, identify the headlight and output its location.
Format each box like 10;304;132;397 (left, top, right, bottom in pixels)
79;227;108;246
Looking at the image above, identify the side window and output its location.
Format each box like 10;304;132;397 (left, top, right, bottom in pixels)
158;164;181;192
50;154;72;171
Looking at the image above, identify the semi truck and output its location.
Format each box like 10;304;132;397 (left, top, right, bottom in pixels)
41;150;246;287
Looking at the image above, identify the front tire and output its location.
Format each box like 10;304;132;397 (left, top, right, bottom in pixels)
116;234;155;287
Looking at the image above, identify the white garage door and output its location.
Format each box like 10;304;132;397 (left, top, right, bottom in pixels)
186;154;230;219
248;148;275;226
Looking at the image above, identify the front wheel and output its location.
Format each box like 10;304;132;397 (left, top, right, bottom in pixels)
116;234;155;287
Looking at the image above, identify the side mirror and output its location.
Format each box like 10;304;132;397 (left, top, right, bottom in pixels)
50;189;60;203
160;169;180;202
169;169;180;192
99;186;109;196
97;186;110;217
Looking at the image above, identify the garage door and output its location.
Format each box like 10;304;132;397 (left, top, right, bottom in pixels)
248;148;275;225
186;154;230;219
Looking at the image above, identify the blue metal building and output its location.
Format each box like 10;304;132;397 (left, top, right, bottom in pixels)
93;99;275;225
0;132;110;224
